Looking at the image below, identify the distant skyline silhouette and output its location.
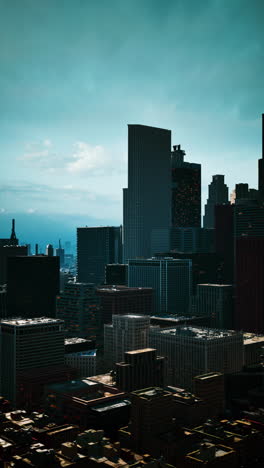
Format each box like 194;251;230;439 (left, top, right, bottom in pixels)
1;0;263;241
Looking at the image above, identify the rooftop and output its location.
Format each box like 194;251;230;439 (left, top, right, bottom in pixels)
1;317;63;327
157;326;241;340
243;333;264;345
132;387;171;399
91;399;131;413
65;337;92;345
126;348;156;355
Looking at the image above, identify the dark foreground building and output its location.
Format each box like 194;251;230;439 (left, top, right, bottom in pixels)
7;255;60;318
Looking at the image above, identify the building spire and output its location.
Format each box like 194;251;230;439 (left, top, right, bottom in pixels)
10;218;18;244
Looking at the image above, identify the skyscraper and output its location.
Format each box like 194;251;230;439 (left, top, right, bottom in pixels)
203;175;229;228
123;125;171;262
96;285;153;323
0;317;64;405
104;314;150;367
6;255;60;318
194;284;233;329
171;144;201;228
234;237;264;333
56;282;102;340
128;257;192;315
0;245;28;285
46;244;54;256
258;114;264;202
77;226;122;284
55;239;65;267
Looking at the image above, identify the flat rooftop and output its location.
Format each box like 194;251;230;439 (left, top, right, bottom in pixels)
65;337;92;345
243;333;264;345
126;348;156;355
197;284;233;288
157;326;241;340
1;317;63;327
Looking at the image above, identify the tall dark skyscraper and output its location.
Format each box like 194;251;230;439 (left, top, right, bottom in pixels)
7;255;60;318
235;237;264;333
77;226;122;284
171;145;201;228
203;175;229;228
258;114;264;202
123;125;171;262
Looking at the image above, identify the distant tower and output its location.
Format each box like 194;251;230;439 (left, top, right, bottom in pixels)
258;114;264;202
171;145;201;228
46;244;54;256
10;219;18;246
203;175;229;228
55;239;65;267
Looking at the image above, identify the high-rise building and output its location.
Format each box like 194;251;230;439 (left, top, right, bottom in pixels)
128;257;192;315
0;245;28;285
105;263;128;285
194;284;233;329
96;285;153;323
104;314;150;368
6;255;60;318
77;226;122;284
0;218;19;247
215;204;234;284
203;175;228;228
258;114;264;202
156;251;224;294
194;372;225;418
0;317;64;405
65;349;97;378
234;237;264;333
129;387;175;453
115;348;166;392
45;244;54;256
170;227;215;253
234;202;264;237
56;282;101;340
55;239;65;267
171;144;201;228
123;125;171;262
150;326;243;390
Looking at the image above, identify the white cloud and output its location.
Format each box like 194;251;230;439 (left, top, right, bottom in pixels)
27;208;37;214
66;142;107;173
0;208;6;213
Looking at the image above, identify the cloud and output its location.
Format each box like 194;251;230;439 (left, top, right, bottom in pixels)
66;142;107;173
27;208;37;214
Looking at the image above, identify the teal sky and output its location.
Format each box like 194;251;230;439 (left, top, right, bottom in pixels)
0;0;264;241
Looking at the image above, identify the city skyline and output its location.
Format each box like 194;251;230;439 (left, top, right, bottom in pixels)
1;1;264;243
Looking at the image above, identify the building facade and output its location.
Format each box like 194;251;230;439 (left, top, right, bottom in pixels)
56;282;102;341
77;226;122;285
203;175;229;229
128;257;192;315
96;285;153;323
7;255;60;318
194;284;233;329
115;348;166;392
0;317;65;405
171;144;201;228
104;314;150;368
65;350;97;378
123;125;171;262
150;326;243;391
